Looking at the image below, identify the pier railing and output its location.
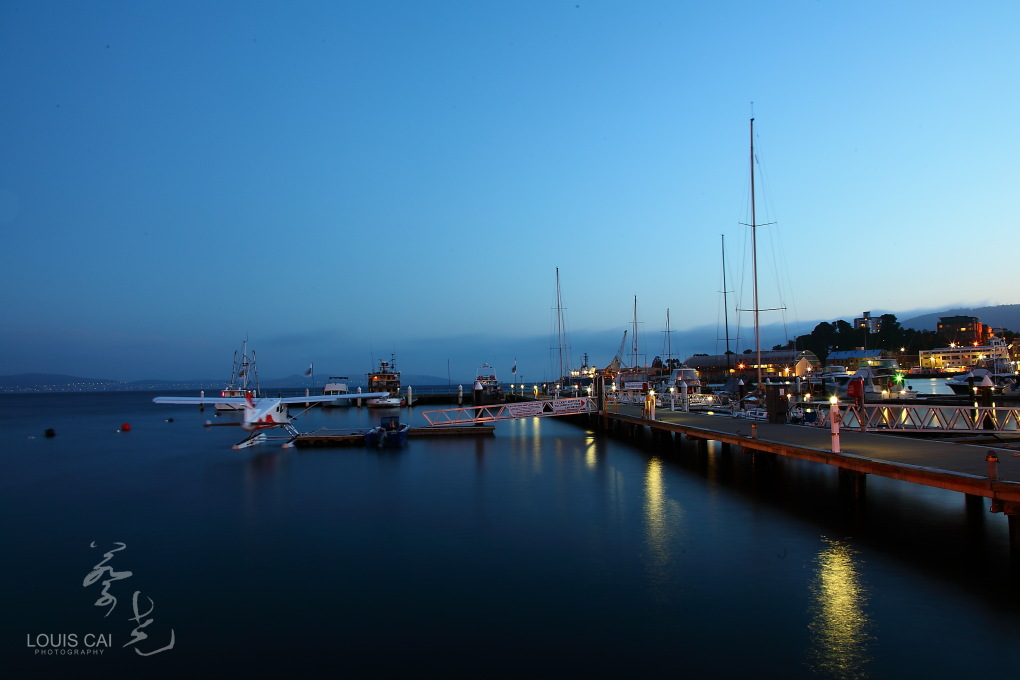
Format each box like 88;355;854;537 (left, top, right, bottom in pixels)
422;397;598;426
830;403;1020;433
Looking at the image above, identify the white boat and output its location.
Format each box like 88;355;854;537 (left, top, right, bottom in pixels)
366;357;404;408
473;363;502;405
655;366;702;394
216;342;259;411
945;368;1007;396
321;376;352;407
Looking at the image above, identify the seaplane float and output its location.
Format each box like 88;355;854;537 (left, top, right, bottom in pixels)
153;391;389;449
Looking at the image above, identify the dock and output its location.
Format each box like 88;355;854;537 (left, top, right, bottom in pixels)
581;403;1020;554
293;425;494;448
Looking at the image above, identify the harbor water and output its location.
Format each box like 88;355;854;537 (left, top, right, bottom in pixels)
3;391;1020;678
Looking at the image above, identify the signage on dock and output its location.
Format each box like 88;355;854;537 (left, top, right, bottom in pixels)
508;402;544;418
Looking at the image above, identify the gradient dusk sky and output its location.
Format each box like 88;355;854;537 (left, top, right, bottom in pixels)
2;1;1017;382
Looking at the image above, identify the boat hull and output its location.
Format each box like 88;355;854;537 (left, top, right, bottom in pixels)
365;424;409;448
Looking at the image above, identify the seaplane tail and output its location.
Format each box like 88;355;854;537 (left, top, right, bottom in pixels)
152;392;390;449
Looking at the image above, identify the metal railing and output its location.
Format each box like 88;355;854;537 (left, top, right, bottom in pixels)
829;403;1020;433
422;397;598;427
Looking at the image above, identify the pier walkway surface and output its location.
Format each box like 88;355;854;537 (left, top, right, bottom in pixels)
604;404;1020;510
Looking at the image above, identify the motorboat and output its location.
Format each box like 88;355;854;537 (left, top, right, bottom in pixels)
945;368;1006;395
365;416;409;448
321;376;351;407
473;363;502;405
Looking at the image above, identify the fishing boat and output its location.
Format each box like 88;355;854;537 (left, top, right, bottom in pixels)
365;416;409;448
321;376;351;407
366;356;404;408
216;342;260;411
472;363;502;405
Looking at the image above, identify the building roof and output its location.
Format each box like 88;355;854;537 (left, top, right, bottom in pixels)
827;349;884;361
683;350;820;369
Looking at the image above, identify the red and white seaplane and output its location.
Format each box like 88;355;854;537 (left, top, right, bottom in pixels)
153;391;388;449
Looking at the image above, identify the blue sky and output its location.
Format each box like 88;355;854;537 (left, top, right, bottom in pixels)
2;1;1017;382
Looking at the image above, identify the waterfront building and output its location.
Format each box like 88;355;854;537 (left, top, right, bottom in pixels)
684;349;820;382
853;311;881;333
937;315;987;345
918;336;1012;372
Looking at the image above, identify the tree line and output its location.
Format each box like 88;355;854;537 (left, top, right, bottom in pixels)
771;314;1017;363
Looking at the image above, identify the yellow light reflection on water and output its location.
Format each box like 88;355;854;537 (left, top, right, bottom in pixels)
808;537;872;679
584;435;597;468
644;457;683;595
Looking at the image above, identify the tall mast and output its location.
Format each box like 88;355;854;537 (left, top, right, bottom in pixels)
750;117;762;386
721;234;732;372
664;308;672;365
555;267;568;381
631;296;640;368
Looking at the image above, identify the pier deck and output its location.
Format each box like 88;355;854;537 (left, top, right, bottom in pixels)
603;404;1020;508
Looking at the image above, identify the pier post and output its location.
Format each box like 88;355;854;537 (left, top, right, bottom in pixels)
965;493;985;516
986;451;999;480
1009;514;1020;562
838;468;867;502
830;400;841;453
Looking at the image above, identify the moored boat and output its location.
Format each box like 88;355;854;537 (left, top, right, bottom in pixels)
365;416;409;448
321;376;351;407
473;363;502;405
366;356;404;408
216;342;260;411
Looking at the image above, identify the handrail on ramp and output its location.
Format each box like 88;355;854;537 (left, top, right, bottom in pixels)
422;397;598;427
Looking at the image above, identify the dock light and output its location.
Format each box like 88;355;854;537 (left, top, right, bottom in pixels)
829;396;838;405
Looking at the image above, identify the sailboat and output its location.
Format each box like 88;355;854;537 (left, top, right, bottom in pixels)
737;117;784;390
615;297;650;402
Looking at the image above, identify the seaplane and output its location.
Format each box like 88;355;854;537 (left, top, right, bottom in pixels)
152;391;389;449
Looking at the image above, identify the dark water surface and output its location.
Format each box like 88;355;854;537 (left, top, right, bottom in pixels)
3;392;1020;678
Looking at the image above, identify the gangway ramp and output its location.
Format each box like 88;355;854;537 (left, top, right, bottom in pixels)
422;397;598;427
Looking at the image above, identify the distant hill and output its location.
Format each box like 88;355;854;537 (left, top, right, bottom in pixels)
263;373;460;389
899;304;1020;332
0;373;123;388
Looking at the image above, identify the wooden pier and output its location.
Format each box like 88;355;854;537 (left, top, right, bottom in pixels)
586;403;1020;555
293;425;494;448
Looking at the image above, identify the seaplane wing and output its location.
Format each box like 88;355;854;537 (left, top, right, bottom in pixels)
152;393;390;406
276;393;389;404
153;396;238;405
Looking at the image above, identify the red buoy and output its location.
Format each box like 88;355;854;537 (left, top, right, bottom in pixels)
120;423;131;432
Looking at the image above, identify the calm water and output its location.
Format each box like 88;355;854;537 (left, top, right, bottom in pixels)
3;391;1020;679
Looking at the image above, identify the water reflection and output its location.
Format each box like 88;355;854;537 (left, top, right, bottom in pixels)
808;537;873;679
644;456;683;596
584;435;598;468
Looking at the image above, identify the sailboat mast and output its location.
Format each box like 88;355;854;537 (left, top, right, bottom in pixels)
555;267;568;381
664;308;672;365
750;117;762;386
631;296;639;368
721;234;732;372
